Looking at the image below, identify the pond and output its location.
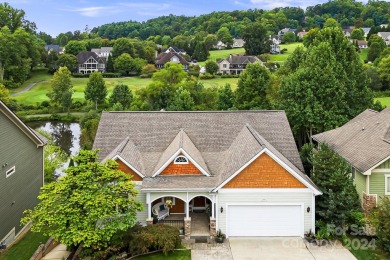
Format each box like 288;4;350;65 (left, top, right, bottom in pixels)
27;121;81;176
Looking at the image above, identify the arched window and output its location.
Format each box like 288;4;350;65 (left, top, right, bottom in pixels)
174;155;189;164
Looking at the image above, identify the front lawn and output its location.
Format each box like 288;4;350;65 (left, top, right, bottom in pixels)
132;249;191;260
13;76;239;105
0;231;48;260
269;42;303;63
375;97;390;107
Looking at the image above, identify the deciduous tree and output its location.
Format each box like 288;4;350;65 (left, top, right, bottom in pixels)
205;60;219;75
47;67;73;112
235;63;272;109
64;40;87;56
21;150;143;249
85;72;107;109
168;86;195;111
56;54;78;72
109;84;133;109
242;22;271;55
217;84;235;110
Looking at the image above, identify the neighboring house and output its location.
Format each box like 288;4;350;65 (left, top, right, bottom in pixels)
91;47;113;59
155;52;189;71
217;54;262;74
232;38;245;48
357;40;368;49
0;101;46;248
297;31;308;40
312;108;390;212
214;41;227;50
278;28;296;37
44;45;64;54
270;35;281;45
165;46;186;56
361;27;371;38
270;43;281;54
93;111;321;239
380;24;388;28
76;51;106;74
377;32;390;45
343;29;352;38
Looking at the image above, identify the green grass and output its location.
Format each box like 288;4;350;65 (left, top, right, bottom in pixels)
13;76;239;105
9;69;53;94
375;97;390;107
359;48;368;62
199;48;245;66
269;43;303;63
0;232;49;260
132;250;191;260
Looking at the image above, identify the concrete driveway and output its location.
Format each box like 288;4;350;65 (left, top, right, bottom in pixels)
228;237;356;260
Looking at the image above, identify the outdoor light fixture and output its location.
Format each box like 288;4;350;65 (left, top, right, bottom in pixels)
220;207;223;213
307;207;310;213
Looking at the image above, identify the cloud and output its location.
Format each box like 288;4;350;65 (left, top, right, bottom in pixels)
62;6;123;17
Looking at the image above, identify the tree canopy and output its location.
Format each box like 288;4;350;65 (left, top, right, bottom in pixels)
21;150;143;249
85;72;107;109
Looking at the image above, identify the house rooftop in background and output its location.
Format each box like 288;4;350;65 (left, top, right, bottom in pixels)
44;45;64;54
0;100;46;247
76;51;106;74
155;51;189;70
91;47;113;59
217;54;262;75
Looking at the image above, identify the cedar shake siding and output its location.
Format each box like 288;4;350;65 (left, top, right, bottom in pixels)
116;159;143;181
0;106;45;244
223;153;306;188
161;160;202;175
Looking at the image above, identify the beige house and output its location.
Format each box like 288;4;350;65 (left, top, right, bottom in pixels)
218;54;262;74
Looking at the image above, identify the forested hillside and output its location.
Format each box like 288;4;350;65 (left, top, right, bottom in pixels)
90;1;390;40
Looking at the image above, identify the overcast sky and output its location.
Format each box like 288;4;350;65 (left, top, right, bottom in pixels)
7;0;368;36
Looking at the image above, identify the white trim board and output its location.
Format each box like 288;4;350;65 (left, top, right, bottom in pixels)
218;188;313;193
113;155;145;178
385;174;390;195
213;148;321;195
363;155;390;175
152;148;210;177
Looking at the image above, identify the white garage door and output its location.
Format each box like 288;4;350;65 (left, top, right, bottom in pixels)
227;205;302;237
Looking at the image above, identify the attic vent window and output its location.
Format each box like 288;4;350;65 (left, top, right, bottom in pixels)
174;156;189;164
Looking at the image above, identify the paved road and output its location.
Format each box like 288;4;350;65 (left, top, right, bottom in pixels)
11;80;47;96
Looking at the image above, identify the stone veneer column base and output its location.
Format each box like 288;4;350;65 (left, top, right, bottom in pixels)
184;217;191;240
146;218;153;226
209;218;216;239
362;192;376;213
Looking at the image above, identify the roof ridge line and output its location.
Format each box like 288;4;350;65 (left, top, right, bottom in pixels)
245;123;266;148
179;128;184;148
117;137;130;153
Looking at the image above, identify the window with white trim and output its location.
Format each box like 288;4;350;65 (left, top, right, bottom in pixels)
385;174;390;195
6;166;15;178
174;155;188;164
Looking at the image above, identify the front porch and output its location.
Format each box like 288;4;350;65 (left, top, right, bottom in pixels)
161;212;210;236
146;193;217;239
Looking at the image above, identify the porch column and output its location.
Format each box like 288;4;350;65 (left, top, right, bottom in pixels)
146;192;153;225
211;195;215;218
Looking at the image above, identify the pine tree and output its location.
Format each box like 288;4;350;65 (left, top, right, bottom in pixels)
312;144;362;227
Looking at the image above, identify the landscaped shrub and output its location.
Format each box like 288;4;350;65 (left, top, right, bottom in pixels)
128;224;181;256
102;72;121;78
221;74;239;78
199;73;214;80
368;197;390;253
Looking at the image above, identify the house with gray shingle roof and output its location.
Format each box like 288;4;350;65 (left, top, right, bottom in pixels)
155;52;189;71
218;54;262;75
313;107;390;212
93;111;321;239
0;100;46;247
377;32;390;45
76;51;106;74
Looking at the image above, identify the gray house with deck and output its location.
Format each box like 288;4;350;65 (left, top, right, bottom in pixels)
0;101;46;247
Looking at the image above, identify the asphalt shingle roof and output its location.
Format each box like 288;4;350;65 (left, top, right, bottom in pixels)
94;111;316;191
313;107;390;173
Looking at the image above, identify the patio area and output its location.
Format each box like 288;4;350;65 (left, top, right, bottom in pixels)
161;212;210;236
